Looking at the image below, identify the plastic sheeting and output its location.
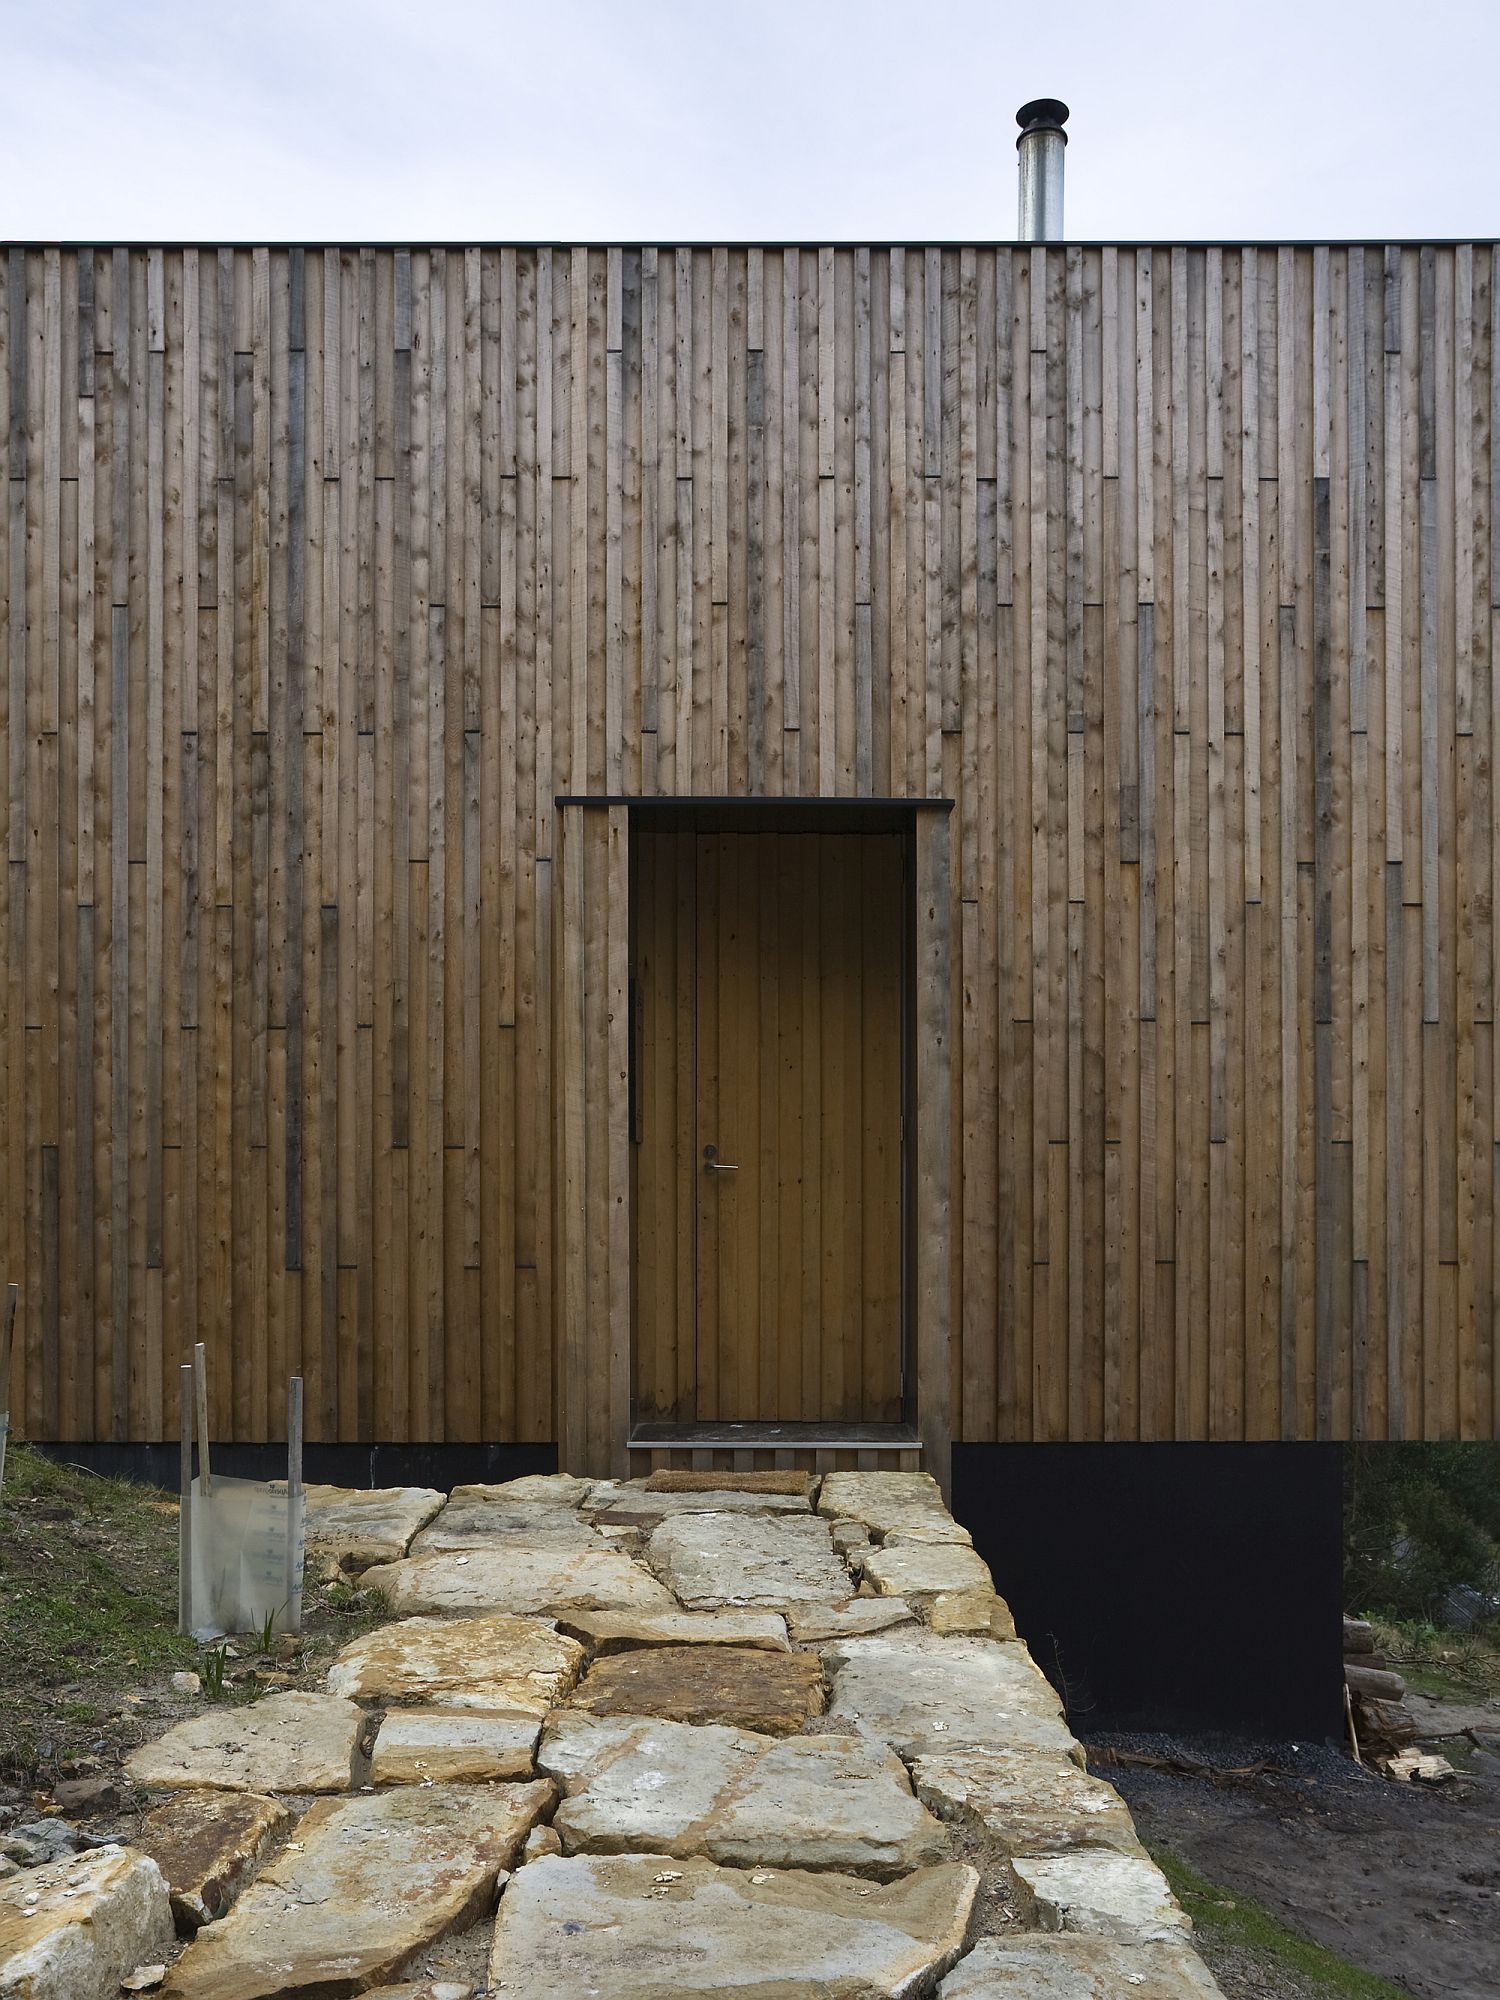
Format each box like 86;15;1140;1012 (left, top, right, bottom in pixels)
186;1475;305;1641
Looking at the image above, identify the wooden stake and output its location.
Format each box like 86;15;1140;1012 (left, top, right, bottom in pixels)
193;1341;213;1495
1344;1680;1363;1767
178;1362;194;1635
0;1285;17;1502
285;1375;304;1635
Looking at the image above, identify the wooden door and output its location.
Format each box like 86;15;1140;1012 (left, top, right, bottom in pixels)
692;832;905;1423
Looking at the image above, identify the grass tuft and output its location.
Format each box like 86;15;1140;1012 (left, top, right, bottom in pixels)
0;1444;391;1780
0;1444;197;1780
1361;1614;1500;1702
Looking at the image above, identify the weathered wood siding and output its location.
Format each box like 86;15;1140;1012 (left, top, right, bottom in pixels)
2;242;1496;1446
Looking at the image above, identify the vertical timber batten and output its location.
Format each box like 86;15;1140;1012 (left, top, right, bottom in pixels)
2;243;1497;1454
554;799;633;1476
914;804;955;1492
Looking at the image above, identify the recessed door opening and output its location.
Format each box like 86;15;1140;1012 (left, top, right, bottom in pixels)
629;817;913;1447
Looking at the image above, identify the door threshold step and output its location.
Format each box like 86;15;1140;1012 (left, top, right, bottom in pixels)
628;1422;921;1453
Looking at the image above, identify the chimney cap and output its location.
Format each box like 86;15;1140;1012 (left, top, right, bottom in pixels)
1015;99;1070;148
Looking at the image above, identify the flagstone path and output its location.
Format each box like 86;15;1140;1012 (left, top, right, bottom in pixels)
10;1468;1226;1998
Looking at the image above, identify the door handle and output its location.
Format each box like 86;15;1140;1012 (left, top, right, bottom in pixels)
703;1145;739;1174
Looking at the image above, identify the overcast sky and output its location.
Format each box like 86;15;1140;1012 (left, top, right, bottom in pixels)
2;0;1495;243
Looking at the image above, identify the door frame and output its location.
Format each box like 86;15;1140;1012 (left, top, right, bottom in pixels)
553;795;953;1492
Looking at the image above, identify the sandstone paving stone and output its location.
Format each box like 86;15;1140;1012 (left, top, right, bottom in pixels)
567;1644;825;1733
541;1713;948;1875
300;1486;445;1570
370;1710;540;1785
556;1607;790;1653
126;1693;369;1796
786;1598;918;1643
939;1936;1224;1998
361;1984;474;2000
910;1751;1141;1857
646;1510;851;1608
704;1733;949;1875
591;1487;813;1529
0;1845;176;2000
1008;1851;1193;1943
409;1499;600;1554
136;1791;294;1929
829;1520;873;1556
326;1612;583;1714
821;1633;1081;1762
479;1473;593;1506
489;1851;980;2000
876;1518;977;1546
361;1545;676;1618
161;1782;552;2000
861;1540;995;1601
539;1714;756;1852
926;1589;1017;1639
816;1471;972;1544
488;1472;592;1504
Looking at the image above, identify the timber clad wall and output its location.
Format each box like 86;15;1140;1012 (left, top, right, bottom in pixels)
2;242;1498;1449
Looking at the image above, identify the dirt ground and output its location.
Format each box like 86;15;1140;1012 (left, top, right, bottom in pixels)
0;1446;387;1823
1092;1731;1500;2000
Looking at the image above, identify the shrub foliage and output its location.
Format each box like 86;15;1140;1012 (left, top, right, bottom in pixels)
1344;1442;1500;1622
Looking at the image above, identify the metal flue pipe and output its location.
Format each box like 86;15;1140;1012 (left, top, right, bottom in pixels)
1016;98;1069;242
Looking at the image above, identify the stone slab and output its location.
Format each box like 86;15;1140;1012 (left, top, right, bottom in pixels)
643;1470;814;1497
568;1645;825;1733
300;1486;445;1571
911;1750;1141;1856
361;1546;676;1618
786;1599;918;1643
830;1520;873;1555
823;1633;1079;1762
161;1782;552;2000
0;1847;175;2000
926;1590;1017;1639
591;1488;813;1529
137;1791;294;1929
702;1734;948;1876
646;1511;851;1608
1008;1851;1192;1943
1;1826;74;1870
466;1473;593;1507
126;1693;368;1795
539;1714;752;1853
861;1541;995;1600
327;1612;583;1714
556;1607;790;1653
362;1985;474;2000
371;1709;540;1785
489;1852;979;2000
816;1472;972;1544
940;1936;1223;1998
409;1500;600;1554
541;1714;947;1875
